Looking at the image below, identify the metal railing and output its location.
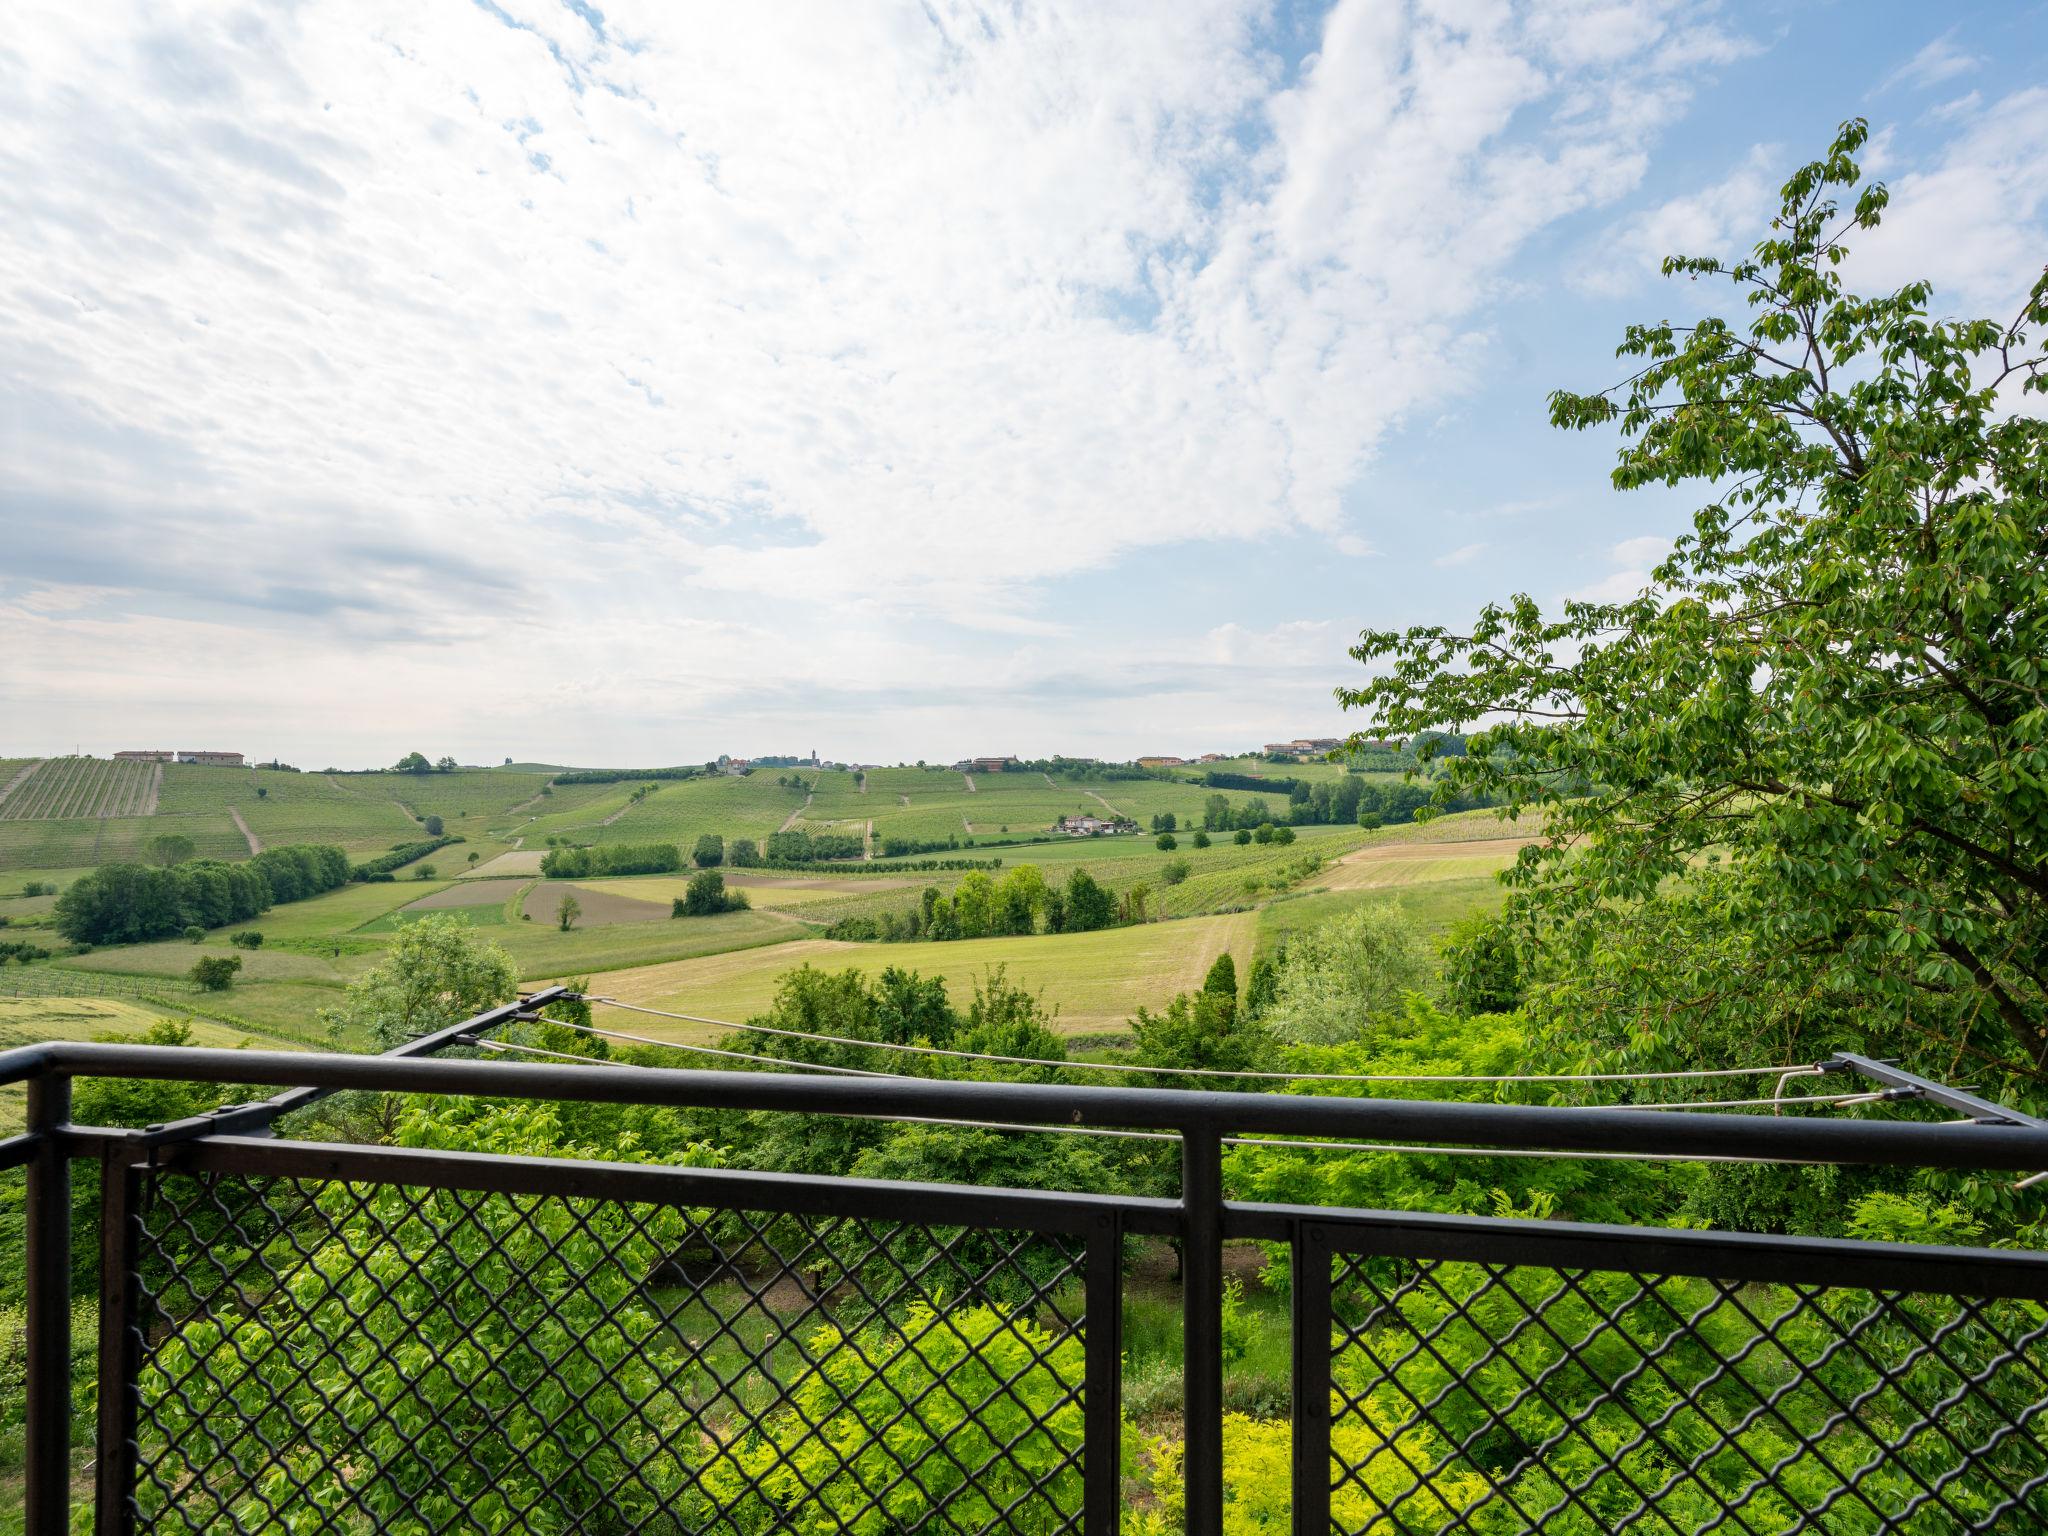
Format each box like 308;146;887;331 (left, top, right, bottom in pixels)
7;991;2048;1534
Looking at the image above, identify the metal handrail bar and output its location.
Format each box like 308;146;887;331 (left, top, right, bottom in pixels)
14;1039;2048;1169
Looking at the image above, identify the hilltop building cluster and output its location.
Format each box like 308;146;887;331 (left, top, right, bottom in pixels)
114;749;245;766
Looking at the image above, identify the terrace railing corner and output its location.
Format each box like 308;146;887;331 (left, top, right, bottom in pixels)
8;995;2048;1535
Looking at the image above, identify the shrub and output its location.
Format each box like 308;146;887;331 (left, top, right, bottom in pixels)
1160;857;1191;886
730;838;760;867
1262;904;1429;1045
1234;828;1251;845
1190;831;1210;849
693;833;725;868
705;1304;1084;1531
1155;832;1177;851
413;864;437;880
422;814;444;836
189;954;241;990
182;925;206;943
228;931;264;950
674;870;750;917
1440;910;1521;1014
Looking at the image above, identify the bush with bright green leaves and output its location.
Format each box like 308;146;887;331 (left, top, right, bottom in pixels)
704;1304;1086;1534
188;954;241;990
673;869;750;916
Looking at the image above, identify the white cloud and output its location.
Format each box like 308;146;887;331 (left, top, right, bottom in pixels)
1879;34;1982;95
1610;535;1670;567
0;0;1755;755
1334;534;1378;558
1202;620;1338;668
1848;87;2048;314
1433;541;1488;568
1576;144;1776;293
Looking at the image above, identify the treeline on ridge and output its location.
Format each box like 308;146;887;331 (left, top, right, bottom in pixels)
539;843;684;877
551;767;704;786
351;834;463;881
54;845;352;944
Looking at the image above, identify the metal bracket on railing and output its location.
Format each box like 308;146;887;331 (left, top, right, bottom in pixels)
1822;1052;2048;1129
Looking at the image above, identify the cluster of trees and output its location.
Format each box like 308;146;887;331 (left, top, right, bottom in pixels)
391;752;460;774
351;834;462;881
693;834;725;867
553;767;701;786
878;834;976;857
538;843;683;878
673;870;752;917
764;829;864;863
54;844;351;943
831;865;1142;943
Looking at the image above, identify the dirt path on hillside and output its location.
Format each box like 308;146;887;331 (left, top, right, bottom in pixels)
777;792;813;833
1080;788;1120;815
864;819;874;861
138;763;163;817
0;760;43;813
898;794;909;806
600;801;635;826
504;783;553;816
228;806;262;855
392;800;423;826
858;772;867;794
961;774;976;792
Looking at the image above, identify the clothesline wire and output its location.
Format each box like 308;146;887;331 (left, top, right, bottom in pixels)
580;996;1821;1087
466;1026;1954;1168
544;1018;1888;1114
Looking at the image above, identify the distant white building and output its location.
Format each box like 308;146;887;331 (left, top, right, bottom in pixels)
1057;813;1134;837
176;750;245;766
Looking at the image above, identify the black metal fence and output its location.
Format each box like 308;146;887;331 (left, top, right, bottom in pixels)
8;997;2048;1535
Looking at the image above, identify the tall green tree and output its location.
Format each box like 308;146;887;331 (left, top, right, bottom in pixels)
1340;122;2048;1085
319;913;517;1050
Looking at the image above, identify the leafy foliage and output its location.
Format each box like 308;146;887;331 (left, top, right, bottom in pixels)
1260;904;1429;1045
1340;122;2048;1093
317;913;517;1049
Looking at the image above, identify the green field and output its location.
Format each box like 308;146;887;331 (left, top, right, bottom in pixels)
0;996;288;1131
0;746;1522;1048
575;909;1260;1035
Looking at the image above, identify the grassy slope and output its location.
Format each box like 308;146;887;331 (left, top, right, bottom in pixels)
0;996;287;1131
575;909;1259;1035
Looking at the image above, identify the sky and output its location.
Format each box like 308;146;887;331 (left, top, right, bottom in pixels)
3;0;2044;769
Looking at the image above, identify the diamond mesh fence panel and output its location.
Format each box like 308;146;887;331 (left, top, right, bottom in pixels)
121;1169;1091;1535
1320;1249;2048;1535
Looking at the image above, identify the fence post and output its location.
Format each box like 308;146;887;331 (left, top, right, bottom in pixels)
1084;1211;1125;1535
25;1074;72;1536
1182;1128;1224;1534
1291;1221;1331;1536
95;1157;142;1536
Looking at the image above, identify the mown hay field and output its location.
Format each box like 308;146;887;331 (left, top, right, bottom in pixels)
0;997;287;1131
571;908;1259;1035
